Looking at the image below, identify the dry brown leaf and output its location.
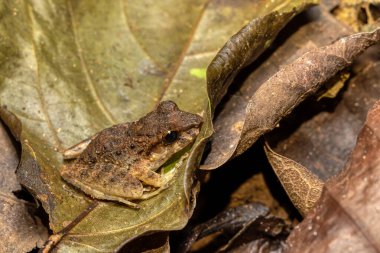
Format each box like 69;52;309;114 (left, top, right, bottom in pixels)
203;8;352;170
264;144;324;216
177;203;270;253
218;216;290;253
238;27;380;157
263;50;380;216
0;121;47;252
203;25;380;169
266;57;380;181
206;1;317;111
285;99;380;253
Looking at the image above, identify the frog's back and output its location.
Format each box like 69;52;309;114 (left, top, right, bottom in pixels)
61;123;145;201
79;123;133;164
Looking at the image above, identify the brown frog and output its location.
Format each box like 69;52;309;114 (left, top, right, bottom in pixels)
60;101;203;208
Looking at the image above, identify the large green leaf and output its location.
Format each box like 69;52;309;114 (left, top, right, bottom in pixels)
0;0;282;251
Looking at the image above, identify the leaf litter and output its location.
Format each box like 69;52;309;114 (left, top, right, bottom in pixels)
0;1;380;252
285;99;380;253
0;120;47;252
204;22;380;171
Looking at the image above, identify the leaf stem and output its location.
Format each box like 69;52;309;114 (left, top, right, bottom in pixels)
40;201;99;253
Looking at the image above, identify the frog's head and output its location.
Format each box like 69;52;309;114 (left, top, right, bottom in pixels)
131;100;203;169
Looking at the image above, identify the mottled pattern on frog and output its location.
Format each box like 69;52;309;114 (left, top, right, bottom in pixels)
60;101;203;206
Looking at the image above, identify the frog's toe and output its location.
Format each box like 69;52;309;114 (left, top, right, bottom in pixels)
130;168;163;188
140;185;169;200
117;198;140;209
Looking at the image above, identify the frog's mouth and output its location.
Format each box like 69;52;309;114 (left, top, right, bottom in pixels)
180;127;201;144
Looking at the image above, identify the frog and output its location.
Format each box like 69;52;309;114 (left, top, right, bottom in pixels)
60;101;203;208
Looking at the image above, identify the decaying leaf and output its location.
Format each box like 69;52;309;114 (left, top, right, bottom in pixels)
264;144;324;216
206;0;318;110
218;216;290;253
202;6;352;170
0;120;47;252
204;20;380;170
176;203;270;252
239;27;380;156
285;99;380;253
332;1;380;31
266;56;380;180
263;49;380;217
176;203;290;253
202;0;317;169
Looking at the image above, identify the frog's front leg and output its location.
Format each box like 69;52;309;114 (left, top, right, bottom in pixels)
129;166;163;188
129;166;176;200
62;133;99;159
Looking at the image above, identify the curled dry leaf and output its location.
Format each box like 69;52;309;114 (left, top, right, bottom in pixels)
202;0;318;169
285;99;380;253
207;0;318;111
204;22;380;170
0;120;47;252
202;6;351;171
176;203;270;253
218;216;290;253
238;27;380;156
265;55;380;216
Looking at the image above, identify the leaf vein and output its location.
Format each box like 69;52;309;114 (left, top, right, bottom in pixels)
67;197;179;236
63;240;104;252
26;3;63;150
67;0;116;125
156;1;210;104
120;0;165;73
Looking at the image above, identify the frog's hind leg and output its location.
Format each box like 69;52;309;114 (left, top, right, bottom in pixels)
61;162;144;208
62;133;99;159
74;182;141;209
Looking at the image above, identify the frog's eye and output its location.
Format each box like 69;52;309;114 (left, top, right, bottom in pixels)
164;130;178;144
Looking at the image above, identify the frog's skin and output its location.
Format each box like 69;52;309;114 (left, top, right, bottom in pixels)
60;101;203;208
